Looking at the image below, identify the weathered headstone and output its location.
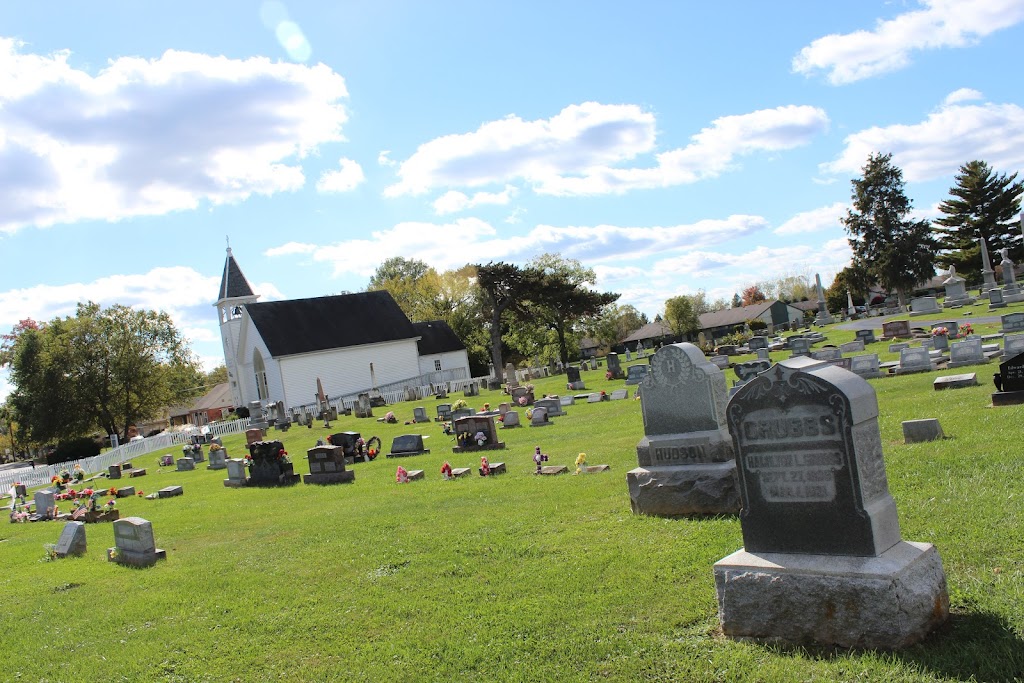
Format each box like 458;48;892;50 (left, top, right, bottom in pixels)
223;459;247;487
1001;312;1024;334
413;407;430;423
207;448;227;470
855;329;877;345
303;445;355;484
529;406;551;427
895;347;931;375
902;418;944;443
558;395;574;407
501;410;520;428
788;338;812;357
715;356;948;648
245;428;264;445
55;521;87;558
882;320;911;339
627;343;738;516
533;397;565;417
839;340;865;354
748;336;768;351
510;386;534;406
354;393;373;419
108;517;166;567
587;393;603;403
609;389;628;400
756;348;770;361
386;435;430;458
176;457;195;472
451;407;473;421
1004;333;1024;358
948;337;986;368
606;353;625;380
436;403;452;422
909;296;941;316
709;355;730;369
505;363;518;388
452;415;504;452
941;266;974;307
849;353;883;380
810;347;841;362
248;400;268;431
625;364;649;385
108;465;122;480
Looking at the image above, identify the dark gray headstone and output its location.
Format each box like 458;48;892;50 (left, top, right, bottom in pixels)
734;360;771;382
999;352;1024;392
389;434;427;455
625;364;649;385
748;336;768;351
55;521;87;557
566;366;581;383
855;329;877;344
726;357;901;556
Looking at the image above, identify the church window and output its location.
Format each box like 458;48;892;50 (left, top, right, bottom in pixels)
253;349;269;400
434;359;442;372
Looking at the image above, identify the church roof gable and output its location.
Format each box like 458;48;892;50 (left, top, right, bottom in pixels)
413;320;466;355
246;291;418;357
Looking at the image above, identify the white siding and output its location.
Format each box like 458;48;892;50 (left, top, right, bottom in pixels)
278;338;421;408
234;317;280;407
417;349;470;377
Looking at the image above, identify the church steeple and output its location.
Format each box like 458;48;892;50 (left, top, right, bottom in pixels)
214;246;259;409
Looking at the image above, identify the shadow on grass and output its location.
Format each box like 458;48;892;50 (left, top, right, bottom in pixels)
760;611;1024;683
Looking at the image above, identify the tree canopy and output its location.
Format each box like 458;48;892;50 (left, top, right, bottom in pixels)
475;262;545;377
663;295;700;338
589;304;649;349
842;153;937;307
1;303;202;443
933;160;1024;278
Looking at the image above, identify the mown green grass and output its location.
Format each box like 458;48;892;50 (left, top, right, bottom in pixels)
2;353;1023;682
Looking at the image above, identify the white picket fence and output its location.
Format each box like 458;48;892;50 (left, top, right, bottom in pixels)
1;418;252;494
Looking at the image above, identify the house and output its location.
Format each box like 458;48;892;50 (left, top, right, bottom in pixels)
621;321;676;349
216;248;470;410
697;300;804;339
167;382;235;427
579;337;605;359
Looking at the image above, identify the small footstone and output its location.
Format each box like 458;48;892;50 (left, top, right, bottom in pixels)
583;465;611;473
902;418;944;443
933;373;977;390
451;467;471;478
407;469;425;481
157;486;183;499
539;465;568;475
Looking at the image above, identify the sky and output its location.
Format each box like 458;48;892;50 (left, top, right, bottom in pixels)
3;0;1024;400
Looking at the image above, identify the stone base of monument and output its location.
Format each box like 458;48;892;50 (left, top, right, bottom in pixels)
223;478;247;488
714;541;948;649
992;390;1024;406
451;467;472;478
582;465;610;473
942;297;975;308
107;546;167;568
933;373;977;390
626;462;740;516
538;465;568;475
303;470;355;484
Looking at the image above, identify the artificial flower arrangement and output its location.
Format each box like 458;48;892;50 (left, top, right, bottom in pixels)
73;465;85;482
517;396;528;406
209;443;223;452
451;399;468;411
384;411;397;423
931;326;949;337
958;323;974;338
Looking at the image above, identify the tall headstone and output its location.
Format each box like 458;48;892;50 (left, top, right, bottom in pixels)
715;357;948;648
354;393;373;419
626;343;739;516
980;236;1000;296
505;363;518;388
108;517;166;567
606;353;625;379
248;400;268;431
223;458;247;487
34;489;55;519
814;273;834;325
1000;248;1024;301
941;266;974;307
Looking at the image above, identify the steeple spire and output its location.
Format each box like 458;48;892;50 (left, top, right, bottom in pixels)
217;245;255;301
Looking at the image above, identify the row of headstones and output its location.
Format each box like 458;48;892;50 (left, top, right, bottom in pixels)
625;342;949;649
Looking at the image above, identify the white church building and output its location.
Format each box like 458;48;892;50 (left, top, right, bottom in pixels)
215;248;470;411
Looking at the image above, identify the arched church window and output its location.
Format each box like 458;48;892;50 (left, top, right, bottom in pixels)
253;349;269;400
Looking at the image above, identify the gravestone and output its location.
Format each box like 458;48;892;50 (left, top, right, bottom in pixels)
839;340;865;354
176;457;195;472
715;356;949;648
850;354;883;379
505;363;518;388
533;397;565;417
223;459;247;488
116;486;135;498
932;320;959;339
989;288;1007;310
129;468;147;478
948;337;986;368
529;406;551;427
734;360;771;384
387;435;430;458
107;517;166;567
882;320;911;339
748;336;768;351
895;347;931;375
354;393;373;419
941;266;974;307
1002;312;1024;334
566;365;583;388
788;338;811;358
207;448;227;470
626;343;739;516
902;419;944;443
451;408;473;421
108;465;122;480
606;353;625;380
1004;333;1024;358
587;393;603;403
855;329;877;344
248;400;268;430
610;389;628;400
303;445;355;484
157;485;183;498
464;382;479;397
436;403;452;422
810;347;841;362
909;296;941;316
413;407;429;423
245;428;264;445
625;364;649;385
709;355;729;369
501;410;520;427
992;352;1024;406
559;395;575;406
933;373;977;390
888;342;910;354
246;440;300;486
452;415;505;452
510;386;534;406
55;521;87;558
756;348;770;361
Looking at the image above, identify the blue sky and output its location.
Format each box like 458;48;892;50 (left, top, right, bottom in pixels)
2;0;1024;400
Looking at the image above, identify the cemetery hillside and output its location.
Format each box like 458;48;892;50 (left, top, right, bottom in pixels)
3;297;1024;680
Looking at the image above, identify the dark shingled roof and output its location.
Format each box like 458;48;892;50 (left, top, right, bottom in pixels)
247;291;419;357
218;249;255;300
413;320;466;355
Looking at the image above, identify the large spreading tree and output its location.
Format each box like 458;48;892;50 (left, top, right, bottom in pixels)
1;303;202;443
841;153;937;307
475;262;545;380
932;160;1024;278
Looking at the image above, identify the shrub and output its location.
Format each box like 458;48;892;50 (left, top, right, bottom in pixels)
235;406;250;419
747;318;768;332
46;437;101;465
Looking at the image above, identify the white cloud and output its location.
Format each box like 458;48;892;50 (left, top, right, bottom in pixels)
793;0;1024;84
0;38;349;233
432;185;517;215
316;157;365;193
264;241;318;257
774;202;847;236
944;87;983;105
822;97;1024;182
385;102;827;198
377;150;396;167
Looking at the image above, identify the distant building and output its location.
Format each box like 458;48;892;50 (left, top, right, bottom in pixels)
621;321;676;349
215;248;470;409
168;382;235;427
697;300;804;339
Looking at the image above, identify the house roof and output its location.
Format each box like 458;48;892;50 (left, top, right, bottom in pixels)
218;248;255;300
698;301;778;330
193;382;233;411
789;299;819;312
247;290;419;357
413;320;466;355
621;321;674;344
579;337;599;350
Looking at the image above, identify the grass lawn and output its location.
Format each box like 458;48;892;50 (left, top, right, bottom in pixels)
2;337;1023;681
